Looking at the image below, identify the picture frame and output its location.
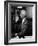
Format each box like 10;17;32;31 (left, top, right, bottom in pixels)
4;1;37;45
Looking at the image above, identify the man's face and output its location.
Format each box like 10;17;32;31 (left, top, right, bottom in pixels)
20;10;26;18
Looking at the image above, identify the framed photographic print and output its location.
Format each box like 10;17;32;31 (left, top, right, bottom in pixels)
4;1;37;45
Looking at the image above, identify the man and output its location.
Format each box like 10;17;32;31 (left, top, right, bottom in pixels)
15;9;28;38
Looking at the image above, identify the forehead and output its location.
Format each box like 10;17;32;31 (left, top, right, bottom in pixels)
20;10;26;15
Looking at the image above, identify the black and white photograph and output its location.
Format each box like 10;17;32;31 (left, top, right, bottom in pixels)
4;1;37;45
